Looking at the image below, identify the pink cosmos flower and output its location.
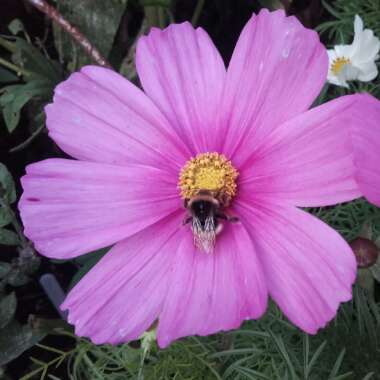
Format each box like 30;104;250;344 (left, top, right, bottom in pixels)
19;9;380;347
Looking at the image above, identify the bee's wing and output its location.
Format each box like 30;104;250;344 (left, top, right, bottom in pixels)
192;216;216;254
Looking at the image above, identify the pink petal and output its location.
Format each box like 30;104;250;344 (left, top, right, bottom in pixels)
46;66;189;171
61;212;183;344
235;200;356;334
239;95;365;207
351;93;380;206
219;9;328;164
136;22;226;154
157;223;268;348
19;159;180;259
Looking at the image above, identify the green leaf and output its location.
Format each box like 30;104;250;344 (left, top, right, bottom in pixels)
140;0;172;6
0;262;12;278
369;260;380;283
1;80;53;133
3;102;20;133
361;373;375;380
74;247;108;265
0;205;12;227
0;163;16;203
268;330;299;380
0;67;18;84
0;228;19;246
257;0;284;10
8;19;26;36
330;374;353;380
53;0;127;69
321;0;342;19
7;268;29;286
12;37;62;83
29;317;73;335
307;341;327;377
235;367;273;380
9;122;45;153
69;248;108;289
0;292;17;329
328;349;346;379
0;321;47;366
17;250;40;276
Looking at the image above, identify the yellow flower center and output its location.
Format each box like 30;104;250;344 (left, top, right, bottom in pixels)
179;152;238;202
331;56;351;76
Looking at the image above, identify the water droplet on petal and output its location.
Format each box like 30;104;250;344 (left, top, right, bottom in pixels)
282;47;290;59
118;328;126;336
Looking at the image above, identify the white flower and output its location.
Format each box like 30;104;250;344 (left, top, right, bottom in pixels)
327;15;380;87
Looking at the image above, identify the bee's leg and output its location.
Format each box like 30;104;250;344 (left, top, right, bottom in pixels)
215;213;228;221
183;215;192;225
215;223;224;235
216;212;239;223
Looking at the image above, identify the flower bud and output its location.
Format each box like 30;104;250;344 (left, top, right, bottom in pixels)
350;237;379;268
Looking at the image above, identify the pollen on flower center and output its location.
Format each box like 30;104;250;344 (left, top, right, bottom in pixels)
331;56;351;76
179;152;238;202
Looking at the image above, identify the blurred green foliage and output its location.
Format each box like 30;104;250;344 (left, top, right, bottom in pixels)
19;288;380;380
317;0;380;43
53;0;128;70
0;163;44;368
309;199;380;242
0;20;62;152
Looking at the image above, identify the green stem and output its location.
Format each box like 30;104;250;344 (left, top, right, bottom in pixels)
25;0;111;67
10;124;45;153
0;57;31;77
82;353;104;379
137;349;147;380
19;349;75;380
144;4;167;29
0;36;16;53
158;6;166;29
191;0;205;27
144;6;161;28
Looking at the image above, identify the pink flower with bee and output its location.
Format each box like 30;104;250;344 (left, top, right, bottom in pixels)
19;9;380;347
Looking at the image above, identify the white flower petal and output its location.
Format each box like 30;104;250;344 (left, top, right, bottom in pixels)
353;15;364;42
352;30;380;62
328;14;379;86
335;44;354;58
358;61;378;81
327;72;349;88
344;63;360;80
327;49;338;62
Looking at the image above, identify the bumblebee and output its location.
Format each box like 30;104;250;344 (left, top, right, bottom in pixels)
184;190;238;253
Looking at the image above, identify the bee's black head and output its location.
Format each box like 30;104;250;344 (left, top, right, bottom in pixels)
190;199;218;228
